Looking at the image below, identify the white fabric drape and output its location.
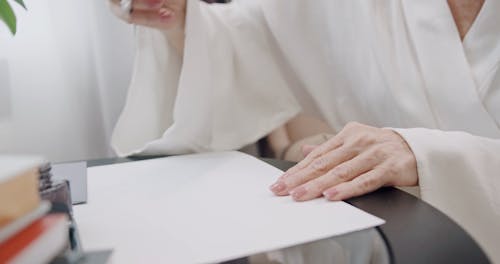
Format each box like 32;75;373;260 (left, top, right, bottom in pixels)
112;0;301;156
113;1;500;262
0;0;134;162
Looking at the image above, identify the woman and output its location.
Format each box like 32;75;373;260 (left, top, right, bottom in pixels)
109;0;500;262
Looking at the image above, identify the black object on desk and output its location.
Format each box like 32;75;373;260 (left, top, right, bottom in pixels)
264;158;490;264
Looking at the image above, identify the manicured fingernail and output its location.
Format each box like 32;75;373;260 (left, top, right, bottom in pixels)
270;181;286;193
159;8;173;18
290;187;307;200
323;189;338;200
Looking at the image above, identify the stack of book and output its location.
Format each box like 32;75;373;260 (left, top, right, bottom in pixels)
0;156;69;264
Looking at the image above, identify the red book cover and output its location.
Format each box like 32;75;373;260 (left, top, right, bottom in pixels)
0;214;68;264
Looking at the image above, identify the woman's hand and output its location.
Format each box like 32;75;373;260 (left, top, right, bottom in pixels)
109;0;186;51
109;0;186;31
269;122;418;201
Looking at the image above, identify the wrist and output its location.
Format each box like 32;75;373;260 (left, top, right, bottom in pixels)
163;26;185;54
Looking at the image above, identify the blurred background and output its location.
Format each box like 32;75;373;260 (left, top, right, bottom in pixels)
0;0;228;162
0;0;134;162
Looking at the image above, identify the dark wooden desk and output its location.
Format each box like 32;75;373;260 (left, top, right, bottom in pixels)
87;156;490;264
263;158;490;264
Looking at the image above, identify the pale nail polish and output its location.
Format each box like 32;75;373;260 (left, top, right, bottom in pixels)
323;189;338;200
159;8;173;18
291;187;307;200
270;181;286;193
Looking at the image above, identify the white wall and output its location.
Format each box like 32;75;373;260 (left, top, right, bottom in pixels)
0;0;135;162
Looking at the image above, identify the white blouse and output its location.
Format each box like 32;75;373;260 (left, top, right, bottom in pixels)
111;1;500;261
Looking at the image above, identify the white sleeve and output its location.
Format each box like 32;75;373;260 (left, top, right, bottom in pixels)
394;128;500;262
111;0;300;156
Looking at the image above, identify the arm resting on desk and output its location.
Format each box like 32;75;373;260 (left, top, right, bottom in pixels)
394;128;500;263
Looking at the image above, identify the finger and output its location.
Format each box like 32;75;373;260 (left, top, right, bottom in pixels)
289;150;380;201
110;0;164;11
323;169;386;201
109;1;130;21
282;135;344;178
129;8;175;29
301;144;317;157
134;0;164;10
270;145;354;196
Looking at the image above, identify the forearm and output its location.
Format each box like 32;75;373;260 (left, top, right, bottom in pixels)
392;127;500;262
164;27;185;54
267;115;335;161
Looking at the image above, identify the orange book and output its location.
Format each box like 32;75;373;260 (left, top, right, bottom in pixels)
0;156;43;230
0;214;69;264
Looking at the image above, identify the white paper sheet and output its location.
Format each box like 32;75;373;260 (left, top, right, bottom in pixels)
73;151;384;264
